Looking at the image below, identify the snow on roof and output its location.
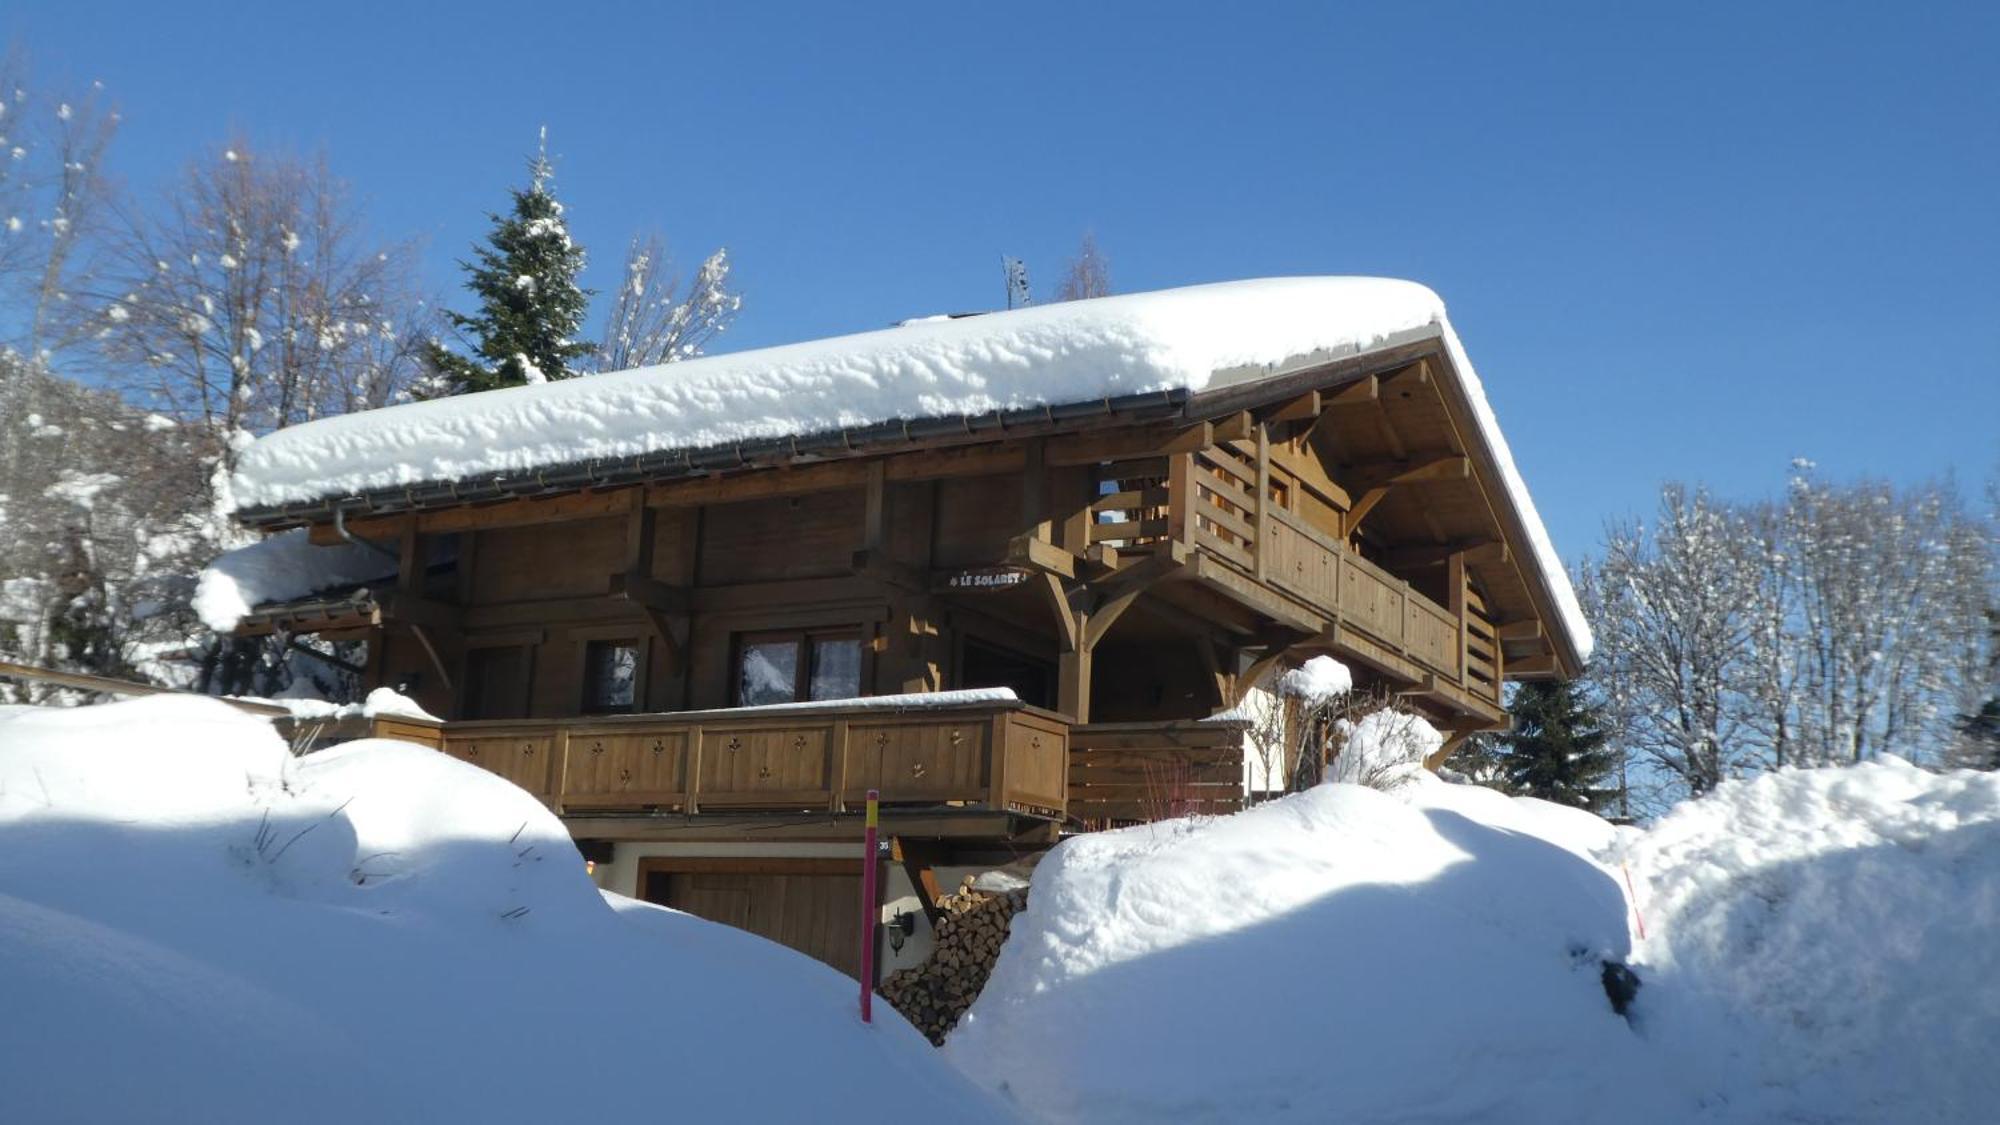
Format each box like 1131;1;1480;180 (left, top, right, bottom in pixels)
193;528;395;633
230;277;1590;657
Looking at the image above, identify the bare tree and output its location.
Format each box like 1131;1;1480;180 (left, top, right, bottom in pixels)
1587;485;1762;799
1590;472;1995;808
1054;231;1111;302
594;234;740;371
0;51;121;362
1781;465;1990;764
90;140;432;465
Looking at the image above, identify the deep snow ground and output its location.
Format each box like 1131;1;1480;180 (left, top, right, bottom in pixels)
0;697;1015;1124
948;762;2000;1124
7;696;1997;1124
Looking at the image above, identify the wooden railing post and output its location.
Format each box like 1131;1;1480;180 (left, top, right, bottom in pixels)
1166;451;1194;548
1448;552;1468;681
1253;425;1270;582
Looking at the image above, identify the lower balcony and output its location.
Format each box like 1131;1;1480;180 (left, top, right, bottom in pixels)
363;692;1071;822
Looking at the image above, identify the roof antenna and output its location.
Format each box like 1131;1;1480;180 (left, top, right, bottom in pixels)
1002;256;1032;310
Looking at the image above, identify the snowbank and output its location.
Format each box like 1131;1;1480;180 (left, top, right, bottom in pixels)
192;527;394;632
227;278;1590;658
948;752;2000;1124
947;774;1653;1123
0;697;1014;1124
1622;757;2000;1123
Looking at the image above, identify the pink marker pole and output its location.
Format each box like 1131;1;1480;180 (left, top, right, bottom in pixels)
859;788;880;1024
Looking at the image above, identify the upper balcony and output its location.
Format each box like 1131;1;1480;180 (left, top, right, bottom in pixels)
1072;437;1507;720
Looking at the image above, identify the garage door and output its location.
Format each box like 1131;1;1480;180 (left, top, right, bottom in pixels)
640;858;868;979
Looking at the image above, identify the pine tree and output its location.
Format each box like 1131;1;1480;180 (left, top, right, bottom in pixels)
1955;699;2000;770
1497;678;1621;812
423;147;592;396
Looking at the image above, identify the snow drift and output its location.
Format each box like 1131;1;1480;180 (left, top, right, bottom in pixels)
946;774;1652;1124
1625;757;2000;1124
0;697;1014;1124
949;753;2000;1124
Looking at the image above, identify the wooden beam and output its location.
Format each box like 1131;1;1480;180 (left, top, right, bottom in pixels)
1380;538;1498;570
1344;455;1471;492
1210;411;1254;442
1339;456;1471;539
1496;619;1544;642
1507;653;1559;677
1342;486;1390;539
1324;375;1379;409
1081;554;1184;652
1162;421;1214;455
1466;540;1511;568
407;623;454;695
606;570;690;614
1266;390;1321;424
890;837;947;926
1036;572;1080;653
381;591;463;633
638;605;688;677
1006;533;1078;579
310;494;626;546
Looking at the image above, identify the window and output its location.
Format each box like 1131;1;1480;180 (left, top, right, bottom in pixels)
582;639;640;714
734;630;865;706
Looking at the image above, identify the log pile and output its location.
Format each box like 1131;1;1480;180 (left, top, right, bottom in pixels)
879;879;1027;1045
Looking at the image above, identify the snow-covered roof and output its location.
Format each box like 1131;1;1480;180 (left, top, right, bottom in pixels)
229;277;1590;659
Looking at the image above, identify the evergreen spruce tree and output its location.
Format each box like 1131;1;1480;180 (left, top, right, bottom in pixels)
1955;699;2000;770
423;146;592;396
1496;678;1622;812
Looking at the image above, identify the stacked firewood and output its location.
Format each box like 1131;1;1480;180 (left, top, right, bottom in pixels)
879;879;1028;1045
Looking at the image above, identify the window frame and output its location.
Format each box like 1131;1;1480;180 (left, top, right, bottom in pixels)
571;624;650;716
731;627;869;707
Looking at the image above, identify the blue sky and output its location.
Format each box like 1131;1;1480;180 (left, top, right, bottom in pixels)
6;1;1995;562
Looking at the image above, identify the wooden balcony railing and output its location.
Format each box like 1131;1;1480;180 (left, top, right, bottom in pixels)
1091;446;1502;707
366;696;1070;820
1068;719;1249;828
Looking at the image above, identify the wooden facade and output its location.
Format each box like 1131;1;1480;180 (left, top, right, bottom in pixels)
238;333;1584;979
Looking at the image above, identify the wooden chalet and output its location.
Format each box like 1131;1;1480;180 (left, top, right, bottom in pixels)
222;278;1588;981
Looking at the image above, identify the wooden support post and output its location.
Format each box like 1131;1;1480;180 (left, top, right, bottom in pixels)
1058;647;1092;724
622;494;656;577
1195;638;1229;710
891;837;947;926
862;461;887;552
397;523;423;595
1056;465;1093;557
1022;439;1050;544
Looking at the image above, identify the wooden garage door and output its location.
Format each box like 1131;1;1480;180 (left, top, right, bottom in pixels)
640;858;867;979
